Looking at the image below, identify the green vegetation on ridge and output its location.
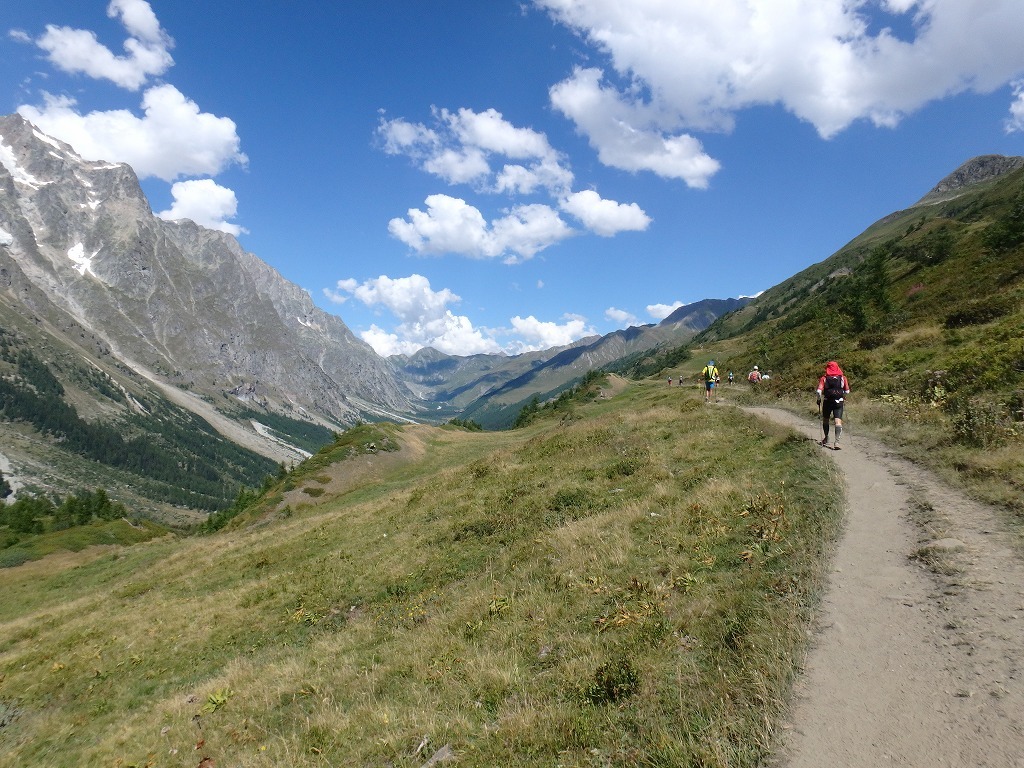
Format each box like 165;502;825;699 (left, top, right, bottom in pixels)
0;487;168;568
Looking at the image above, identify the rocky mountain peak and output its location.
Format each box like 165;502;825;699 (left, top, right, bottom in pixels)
0;113;147;211
0;114;418;440
916;154;1024;205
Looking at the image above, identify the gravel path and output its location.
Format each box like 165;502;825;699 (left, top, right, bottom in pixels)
747;407;1024;767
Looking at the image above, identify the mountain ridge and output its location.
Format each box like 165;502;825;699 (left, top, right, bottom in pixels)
390;296;750;427
0;113;417;435
915;154;1024;205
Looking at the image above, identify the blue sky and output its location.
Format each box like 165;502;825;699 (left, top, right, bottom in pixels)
3;1;1024;356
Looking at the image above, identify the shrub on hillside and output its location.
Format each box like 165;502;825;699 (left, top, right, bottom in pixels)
0;495;48;534
857;330;894;350
982;191;1024;252
943;295;1015;328
445;417;483;431
584;656;640;705
0;548;31;568
947;396;1011;448
900;226;955;266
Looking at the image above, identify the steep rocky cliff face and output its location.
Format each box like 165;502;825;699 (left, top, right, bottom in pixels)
0;114;416;432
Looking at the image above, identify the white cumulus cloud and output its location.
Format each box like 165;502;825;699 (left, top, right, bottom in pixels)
1007;80;1024;133
422;146;491;186
323;274;501;356
388;194;573;263
446;107;554;159
379;107;572;195
494;157;575;196
378;105;650;256
156;179;245;235
561;189;651;236
325;274;597;355
550;67;721;187
323;278;359;303
647;301;684;320
537;0;1024;176
18;86;247;182
33;0;173;91
508;314;594;352
490;204;576;264
605;307;639;327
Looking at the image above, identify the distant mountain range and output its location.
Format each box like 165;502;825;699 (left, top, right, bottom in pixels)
0;114;414;428
390;297;750;427
0;114;746;509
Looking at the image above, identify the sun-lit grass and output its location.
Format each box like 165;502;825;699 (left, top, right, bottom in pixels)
739;388;1024;544
0;380;842;767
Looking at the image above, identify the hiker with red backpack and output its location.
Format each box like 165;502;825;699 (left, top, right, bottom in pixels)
816;361;850;449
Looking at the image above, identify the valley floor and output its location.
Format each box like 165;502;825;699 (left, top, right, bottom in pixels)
748;408;1024;767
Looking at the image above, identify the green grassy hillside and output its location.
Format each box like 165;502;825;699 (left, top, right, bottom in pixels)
0;378;842;767
670;165;1024;520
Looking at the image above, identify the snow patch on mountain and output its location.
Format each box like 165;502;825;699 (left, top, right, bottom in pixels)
66;243;98;276
0;140;42;187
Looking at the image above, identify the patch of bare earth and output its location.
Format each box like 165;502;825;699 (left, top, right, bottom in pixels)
599;373;630;399
747;407;1024;767
276;425;434;512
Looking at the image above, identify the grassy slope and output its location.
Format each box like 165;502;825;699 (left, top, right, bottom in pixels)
0;379;841;767
671;167;1024;523
0;517;168;568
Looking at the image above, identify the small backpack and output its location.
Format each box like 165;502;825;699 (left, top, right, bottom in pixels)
823;374;845;400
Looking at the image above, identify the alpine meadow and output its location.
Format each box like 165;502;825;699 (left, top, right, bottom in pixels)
2;144;1023;766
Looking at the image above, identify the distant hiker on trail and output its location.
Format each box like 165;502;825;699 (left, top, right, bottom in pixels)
727;370;734;385
668;376;673;386
702;360;719;402
747;365;761;384
816;361;850;450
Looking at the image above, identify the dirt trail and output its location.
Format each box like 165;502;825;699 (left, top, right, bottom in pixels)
747;407;1024;768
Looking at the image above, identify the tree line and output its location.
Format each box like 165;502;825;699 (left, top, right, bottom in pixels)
0;487;128;537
